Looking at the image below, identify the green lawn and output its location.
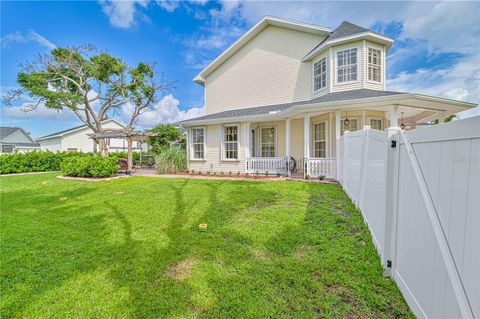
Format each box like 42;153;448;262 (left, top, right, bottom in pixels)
0;173;412;318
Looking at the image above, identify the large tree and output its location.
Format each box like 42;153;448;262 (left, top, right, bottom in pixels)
3;45;173;155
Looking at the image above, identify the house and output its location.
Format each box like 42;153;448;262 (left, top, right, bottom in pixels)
0;127;40;153
178;16;477;178
36;118;142;153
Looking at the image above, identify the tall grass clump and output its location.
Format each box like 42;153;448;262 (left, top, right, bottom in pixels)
155;147;187;174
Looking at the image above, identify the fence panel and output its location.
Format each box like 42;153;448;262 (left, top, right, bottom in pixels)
339;117;479;319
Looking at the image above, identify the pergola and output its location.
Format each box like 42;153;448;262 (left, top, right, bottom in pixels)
88;129;157;172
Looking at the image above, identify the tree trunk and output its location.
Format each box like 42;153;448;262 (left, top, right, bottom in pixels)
93;139;98;154
127;137;133;173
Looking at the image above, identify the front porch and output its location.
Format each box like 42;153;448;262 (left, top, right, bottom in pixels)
244;105;417;179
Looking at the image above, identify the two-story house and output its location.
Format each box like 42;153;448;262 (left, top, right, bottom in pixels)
178;16;476;178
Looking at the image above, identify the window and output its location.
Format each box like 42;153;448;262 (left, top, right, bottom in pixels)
67;148;78;152
370;118;383;131
192;127;205;159
341;118;359;135
368;48;382;82
106;138;111;146
1;145;13;153
313;57;327;91
313;122;327;158
223;124;239;160
261;127;275;157
337;48;357;83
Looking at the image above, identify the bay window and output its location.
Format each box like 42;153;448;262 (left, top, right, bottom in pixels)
337;48;357;83
223;124;239;160
368;48;382;82
341;118;359;135
370;118;383;131
313;57;327;92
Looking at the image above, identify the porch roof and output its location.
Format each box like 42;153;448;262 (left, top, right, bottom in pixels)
176;89;477;126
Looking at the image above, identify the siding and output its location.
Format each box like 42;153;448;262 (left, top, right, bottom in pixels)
188;122;247;174
205;26;326;114
1;130;35;144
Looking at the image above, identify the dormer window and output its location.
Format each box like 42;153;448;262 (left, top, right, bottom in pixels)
336;48;357;83
368;48;382;82
313;57;327;92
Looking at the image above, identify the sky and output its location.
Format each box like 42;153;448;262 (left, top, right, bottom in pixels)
1;1;479;138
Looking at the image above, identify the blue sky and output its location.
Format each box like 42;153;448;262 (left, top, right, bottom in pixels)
1;1;479;138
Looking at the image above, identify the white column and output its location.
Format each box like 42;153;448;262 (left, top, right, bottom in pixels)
362;109;367;129
285;118;291;176
304;113;310;177
389;104;399;128
245;122;250;174
335;110;341;180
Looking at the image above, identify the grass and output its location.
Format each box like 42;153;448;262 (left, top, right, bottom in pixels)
0;173;412;318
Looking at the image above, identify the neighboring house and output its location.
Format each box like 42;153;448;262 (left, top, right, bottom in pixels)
0;127;40;154
178;16;477;177
36;119;142;153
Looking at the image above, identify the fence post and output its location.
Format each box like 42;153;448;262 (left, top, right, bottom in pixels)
382;127;401;274
358;128;370;210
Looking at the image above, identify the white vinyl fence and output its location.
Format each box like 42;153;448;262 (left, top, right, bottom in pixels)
338;116;479;319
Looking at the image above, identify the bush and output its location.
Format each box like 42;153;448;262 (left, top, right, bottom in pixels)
61;156;119;178
0;151;87;174
155;147;187;174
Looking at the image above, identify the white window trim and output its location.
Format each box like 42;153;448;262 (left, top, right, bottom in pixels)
312;55;328;94
366;45;383;84
340;117;361;135
221;123;240;161
190;126;206;161
312;121;329;158
334;46;360;86
258;125;277;158
367;117;384;131
1;144;15;153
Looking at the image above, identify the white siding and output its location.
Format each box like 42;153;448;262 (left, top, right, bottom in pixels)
39;137;62;152
205;26;326;114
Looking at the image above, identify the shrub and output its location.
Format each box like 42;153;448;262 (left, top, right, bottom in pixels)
61;156;119;178
155;147;187;174
0;151;87;174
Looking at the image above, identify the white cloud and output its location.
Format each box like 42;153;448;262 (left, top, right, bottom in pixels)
1;30;56;50
99;0;148;29
1;102;77;121
122;94;204;127
156;0;179;13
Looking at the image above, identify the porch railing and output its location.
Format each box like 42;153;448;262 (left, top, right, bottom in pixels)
246;156;337;179
306;157;336;179
246;157;288;175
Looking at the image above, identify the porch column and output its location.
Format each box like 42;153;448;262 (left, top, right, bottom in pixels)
127;137;133;174
304;113;310;177
389;104;399;128
335;110;341;180
285;118;291;177
245;122;250;174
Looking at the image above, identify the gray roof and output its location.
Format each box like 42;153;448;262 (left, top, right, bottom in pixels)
305;21;382;59
178;89;406;124
0;127;21;140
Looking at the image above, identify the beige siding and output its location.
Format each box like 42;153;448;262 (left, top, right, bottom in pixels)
205;26;326;114
188;122;246;174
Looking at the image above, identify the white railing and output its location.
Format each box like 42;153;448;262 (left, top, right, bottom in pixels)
246;157;288;175
306;158;336;179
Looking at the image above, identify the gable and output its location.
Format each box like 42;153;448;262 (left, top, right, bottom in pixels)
1;129;35;144
204;25;327;114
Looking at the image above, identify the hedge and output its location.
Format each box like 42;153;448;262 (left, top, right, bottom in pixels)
0;151;88;174
61;156;120;178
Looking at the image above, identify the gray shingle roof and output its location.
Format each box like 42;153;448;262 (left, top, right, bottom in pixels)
178;89;406;125
0;127;21;140
305;21;383;60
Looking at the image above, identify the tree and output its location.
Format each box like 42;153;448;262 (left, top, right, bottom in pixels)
432;114;457;124
3;45;173;156
147;124;185;154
